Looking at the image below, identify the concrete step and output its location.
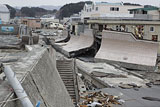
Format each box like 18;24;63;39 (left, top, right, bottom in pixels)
59;73;73;75
65;83;74;86
57;60;72;62
67;88;75;91
60;76;73;78
57;68;72;71
57;65;72;67
68;91;76;95
58;71;73;73
56;60;77;105
57;64;71;67
59;72;73;74
61;78;74;80
62;80;74;83
59;74;73;77
57;63;72;66
63;81;74;84
66;85;74;87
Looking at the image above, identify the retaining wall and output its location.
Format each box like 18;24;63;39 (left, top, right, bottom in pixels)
3;47;74;107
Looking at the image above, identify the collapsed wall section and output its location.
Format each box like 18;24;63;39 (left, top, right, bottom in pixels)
53;29;95;57
95;30;158;70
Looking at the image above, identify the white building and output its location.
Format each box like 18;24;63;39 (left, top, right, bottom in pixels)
41;17;59;23
128;6;160;20
0;4;10;23
80;2;143;19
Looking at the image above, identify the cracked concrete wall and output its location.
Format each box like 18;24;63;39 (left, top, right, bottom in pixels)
4;47;74;107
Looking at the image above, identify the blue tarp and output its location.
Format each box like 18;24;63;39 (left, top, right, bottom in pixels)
1;26;14;32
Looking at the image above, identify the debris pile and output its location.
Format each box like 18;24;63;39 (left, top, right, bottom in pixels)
118;83;141;90
91;71;127;78
78;91;124;107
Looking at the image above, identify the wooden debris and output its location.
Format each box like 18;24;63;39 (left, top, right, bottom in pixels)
78;91;123;107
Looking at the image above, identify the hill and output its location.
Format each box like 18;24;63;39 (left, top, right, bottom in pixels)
39;5;61;10
56;1;92;19
20;7;57;17
5;4;16;18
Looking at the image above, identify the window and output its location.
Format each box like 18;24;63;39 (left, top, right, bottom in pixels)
126;27;128;32
87;9;88;12
116;25;119;31
130;11;133;14
81;86;85;88
92;4;94;10
36;21;40;23
152;35;158;41
116;7;119;11
150;27;154;32
84;6;86;11
142;10;147;14
96;7;98;11
110;7;119;11
90;8;92;12
110;7;114;11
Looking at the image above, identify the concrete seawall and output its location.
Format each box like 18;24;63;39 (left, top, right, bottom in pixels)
3;47;74;107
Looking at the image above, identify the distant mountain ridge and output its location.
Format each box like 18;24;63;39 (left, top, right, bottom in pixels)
39;5;61;10
14;5;61;10
56;1;92;19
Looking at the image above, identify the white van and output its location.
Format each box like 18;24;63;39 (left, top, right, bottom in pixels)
50;22;64;30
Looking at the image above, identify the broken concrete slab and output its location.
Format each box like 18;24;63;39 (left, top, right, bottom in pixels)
0;35;21;46
53;29;95;57
76;59;149;88
91;71;127;78
95;30;158;71
55;30;70;43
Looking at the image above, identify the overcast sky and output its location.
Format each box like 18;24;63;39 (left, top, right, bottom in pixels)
0;0;160;7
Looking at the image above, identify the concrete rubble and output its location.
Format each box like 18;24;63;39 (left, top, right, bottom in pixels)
76;59;149;87
75;59;160;107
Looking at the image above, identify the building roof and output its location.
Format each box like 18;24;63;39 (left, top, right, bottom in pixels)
22;17;41;20
129;6;159;11
95;2;123;6
0;4;9;13
85;1;93;5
